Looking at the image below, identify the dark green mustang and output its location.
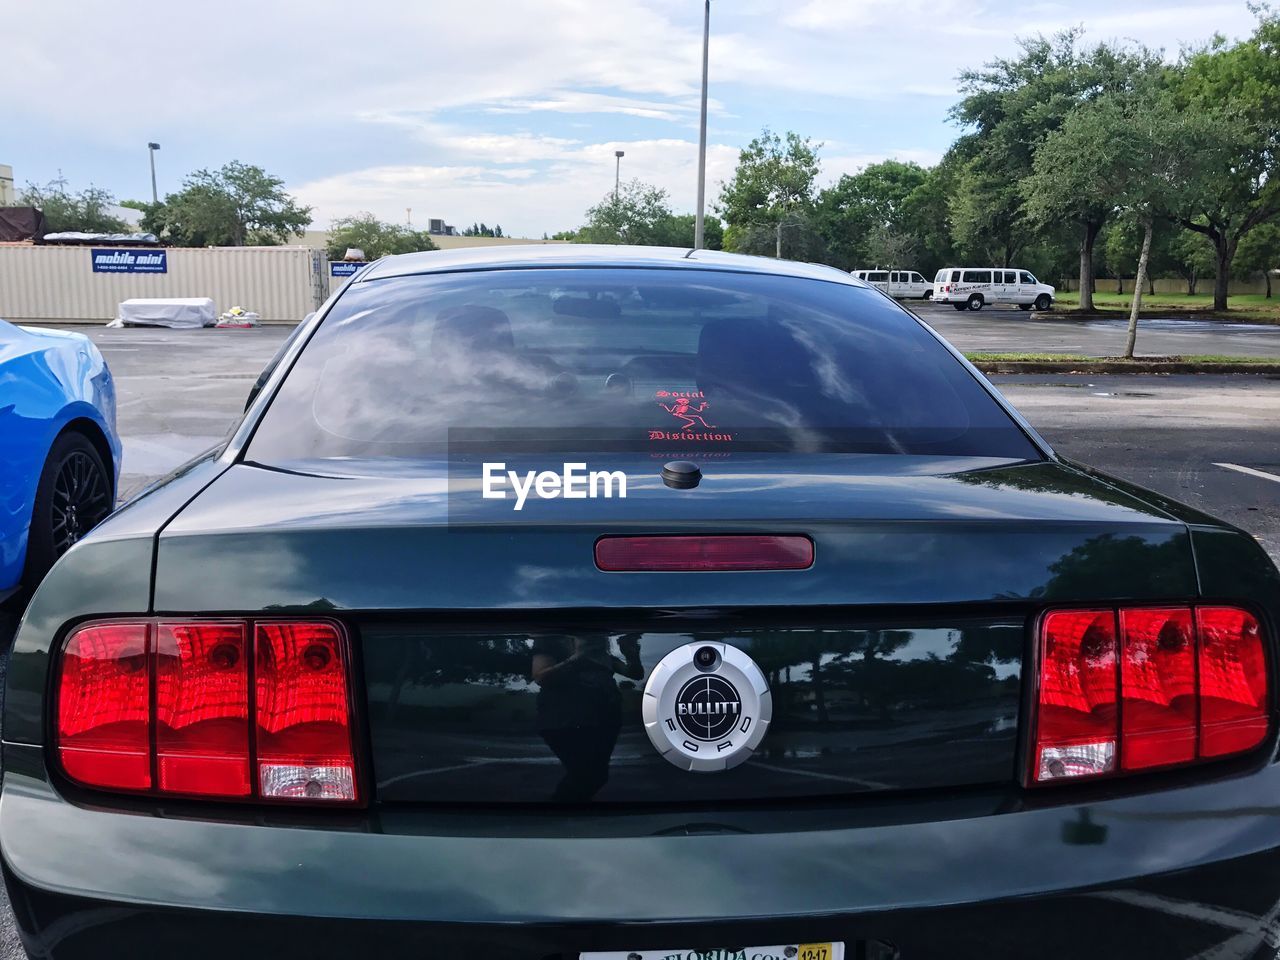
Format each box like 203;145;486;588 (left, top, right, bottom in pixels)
3;246;1278;959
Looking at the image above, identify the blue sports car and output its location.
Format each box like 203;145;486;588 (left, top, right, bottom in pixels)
0;320;120;601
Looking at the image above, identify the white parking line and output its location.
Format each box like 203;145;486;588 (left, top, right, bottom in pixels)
1214;462;1280;485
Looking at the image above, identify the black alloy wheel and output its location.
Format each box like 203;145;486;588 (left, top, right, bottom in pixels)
23;432;112;591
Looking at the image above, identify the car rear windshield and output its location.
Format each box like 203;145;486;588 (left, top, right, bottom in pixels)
247;267;1040;461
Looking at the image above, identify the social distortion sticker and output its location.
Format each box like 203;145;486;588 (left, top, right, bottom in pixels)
650;390;734;443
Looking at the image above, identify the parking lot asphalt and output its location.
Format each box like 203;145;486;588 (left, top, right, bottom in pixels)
991;373;1280;562
0;323;1276;957
912;299;1280;358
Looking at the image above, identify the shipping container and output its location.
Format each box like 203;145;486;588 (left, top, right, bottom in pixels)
0;245;326;323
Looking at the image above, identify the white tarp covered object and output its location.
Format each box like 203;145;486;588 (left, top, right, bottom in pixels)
108;298;217;329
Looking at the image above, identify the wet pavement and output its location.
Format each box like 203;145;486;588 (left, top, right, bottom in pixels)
991;373;1280;563
911;300;1280;359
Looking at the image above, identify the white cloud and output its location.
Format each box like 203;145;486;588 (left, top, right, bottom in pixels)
482;91;709;123
294;138;740;237
8;0;1261;235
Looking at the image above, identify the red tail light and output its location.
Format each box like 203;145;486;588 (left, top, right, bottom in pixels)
255;622;356;801
155;621;251;797
595;535;813;571
55;619;359;805
57;623;151;791
1198;606;1269;757
1120;608;1195;771
1031;604;1269;784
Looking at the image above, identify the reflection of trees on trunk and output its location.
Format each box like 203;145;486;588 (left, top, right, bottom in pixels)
952;623;1022;667
824;630;916;722
748;629;863;724
1044;534;1188;598
371;634;535;721
370;623;1025;730
743;628;919;725
811;652;828;724
950;461;1125;502
746;625;1020;726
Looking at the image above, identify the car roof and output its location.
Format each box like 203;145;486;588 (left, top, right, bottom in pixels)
355;243;866;287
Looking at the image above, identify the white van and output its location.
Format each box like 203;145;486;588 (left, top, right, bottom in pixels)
932;267;1055;311
851;269;933;300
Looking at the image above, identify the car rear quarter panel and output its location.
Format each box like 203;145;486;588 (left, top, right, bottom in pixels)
1;454;229;745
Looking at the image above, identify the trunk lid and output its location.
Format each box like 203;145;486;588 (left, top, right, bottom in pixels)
157;454;1196;804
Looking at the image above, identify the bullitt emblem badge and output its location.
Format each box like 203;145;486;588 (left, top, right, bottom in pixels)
642;643;771;771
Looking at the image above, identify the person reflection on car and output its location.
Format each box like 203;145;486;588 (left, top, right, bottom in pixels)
531;633;643;802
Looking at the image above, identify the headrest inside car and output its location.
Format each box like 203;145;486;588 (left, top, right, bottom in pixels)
697;316;817;399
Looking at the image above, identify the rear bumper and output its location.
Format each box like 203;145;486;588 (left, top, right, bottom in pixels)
5;741;1280;959
8;860;1280;960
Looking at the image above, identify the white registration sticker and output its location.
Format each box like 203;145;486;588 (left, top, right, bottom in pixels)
581;943;844;960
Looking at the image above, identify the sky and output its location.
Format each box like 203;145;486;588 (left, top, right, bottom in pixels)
4;0;1261;238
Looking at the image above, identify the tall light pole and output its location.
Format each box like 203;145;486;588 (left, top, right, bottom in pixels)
694;0;711;249
147;142;161;204
614;150;625;202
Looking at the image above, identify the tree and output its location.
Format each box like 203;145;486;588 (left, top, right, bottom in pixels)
462;222;505;237
1236;221;1280;298
724;214;826;261
1022;88;1140;308
898;159;960;275
19;178;129;234
1167;226;1217;295
143;161;311;246
814;159;947;271
1021;58;1168;311
949;165;1030;267
954;32;1165;307
649;212;723;250
1102;218;1141;293
1118;99;1220;355
574;179;675;245
1103;217;1171;295
563;180;722;249
326;213;438;260
1175;10;1280;309
864;225;920;269
718;128;821;259
1031;85;1220;354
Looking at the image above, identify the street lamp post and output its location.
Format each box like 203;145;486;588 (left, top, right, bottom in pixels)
147;142;161;204
614;150;625;202
694;0;711;249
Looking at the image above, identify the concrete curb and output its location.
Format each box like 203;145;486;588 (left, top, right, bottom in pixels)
1053;309;1278;326
973;360;1280;375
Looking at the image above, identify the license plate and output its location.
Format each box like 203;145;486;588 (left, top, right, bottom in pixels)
582;943;843;960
